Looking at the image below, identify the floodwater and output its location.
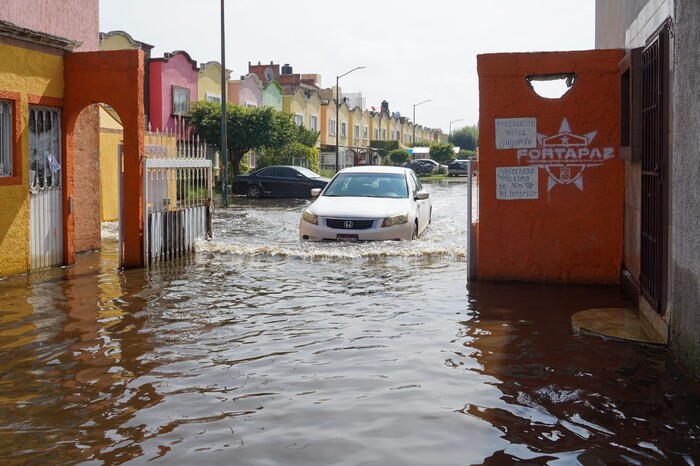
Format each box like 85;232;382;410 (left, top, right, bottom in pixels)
1;180;699;465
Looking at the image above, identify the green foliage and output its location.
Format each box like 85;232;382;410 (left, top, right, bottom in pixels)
295;125;320;148
458;150;477;158
429;143;456;164
387;149;410;166
257;142;320;173
370;140;400;152
449;124;479;152
188;101;298;176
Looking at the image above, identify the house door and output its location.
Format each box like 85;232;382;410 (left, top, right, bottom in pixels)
640;21;670;315
29;106;64;270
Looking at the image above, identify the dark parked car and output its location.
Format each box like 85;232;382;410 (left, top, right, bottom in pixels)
404;159;438;175
447;159;474;176
232;165;330;198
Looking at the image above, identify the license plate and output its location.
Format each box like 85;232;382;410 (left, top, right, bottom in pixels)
337;234;358;242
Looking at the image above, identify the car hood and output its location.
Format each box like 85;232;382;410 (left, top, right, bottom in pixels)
310;196;410;219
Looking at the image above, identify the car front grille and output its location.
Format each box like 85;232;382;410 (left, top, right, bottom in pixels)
325;219;375;230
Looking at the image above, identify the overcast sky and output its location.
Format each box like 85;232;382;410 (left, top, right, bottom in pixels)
99;0;595;133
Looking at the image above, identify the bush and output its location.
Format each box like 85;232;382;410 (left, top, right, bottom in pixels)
429;143;455;164
387;149;410;166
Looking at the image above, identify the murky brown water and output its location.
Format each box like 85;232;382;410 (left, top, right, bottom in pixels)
1;181;699;465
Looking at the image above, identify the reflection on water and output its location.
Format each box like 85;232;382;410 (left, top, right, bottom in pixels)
0;181;698;465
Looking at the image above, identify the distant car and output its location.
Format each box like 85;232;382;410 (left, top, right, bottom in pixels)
404;159;437;175
232;165;330;199
299;166;432;241
447;159;474;176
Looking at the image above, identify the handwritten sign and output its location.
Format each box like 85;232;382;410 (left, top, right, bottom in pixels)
497;166;539;200
495;117;537;149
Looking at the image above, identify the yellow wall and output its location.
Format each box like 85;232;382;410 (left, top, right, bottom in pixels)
99;107;122;221
99;34;139;51
0;42;64;277
198;62;222;102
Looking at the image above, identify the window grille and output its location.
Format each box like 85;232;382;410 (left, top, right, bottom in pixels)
0;100;11;176
172;87;190;115
29;106;62;189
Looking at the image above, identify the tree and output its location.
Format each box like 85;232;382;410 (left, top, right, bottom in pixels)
188;101;298;176
295;125;320;148
387;149;410;166
429;143;455;164
449;124;479;152
258;142;320;173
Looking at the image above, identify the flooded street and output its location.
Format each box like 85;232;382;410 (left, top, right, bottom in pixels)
1;181;699;465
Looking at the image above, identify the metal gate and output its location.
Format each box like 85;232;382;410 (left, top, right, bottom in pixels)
29;106;63;270
143;125;213;265
640;21;670;314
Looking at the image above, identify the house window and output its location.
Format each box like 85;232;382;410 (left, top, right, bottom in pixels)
330;119;337;136
382;129;386;140
206;92;221;103
391;130;395;140
28;106;62;189
374;128;379;139
354;124;360;140
0;100;12;176
172;86;190;115
295;114;303;126
363;126;368;139
310;115;318;131
341;122;347;137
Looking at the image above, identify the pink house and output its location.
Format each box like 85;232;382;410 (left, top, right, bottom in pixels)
148;50;199;132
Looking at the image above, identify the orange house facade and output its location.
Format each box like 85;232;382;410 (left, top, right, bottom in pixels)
0;17;146;278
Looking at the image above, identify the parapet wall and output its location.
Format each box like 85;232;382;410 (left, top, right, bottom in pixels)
476;50;625;284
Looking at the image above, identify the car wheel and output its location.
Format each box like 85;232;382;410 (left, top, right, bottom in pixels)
412;221;418;240
246;185;262;199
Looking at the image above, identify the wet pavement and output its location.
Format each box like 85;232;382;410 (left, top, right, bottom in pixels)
1;180;699;465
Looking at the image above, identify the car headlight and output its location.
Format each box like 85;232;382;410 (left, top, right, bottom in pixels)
381;212;408;227
302;209;318;225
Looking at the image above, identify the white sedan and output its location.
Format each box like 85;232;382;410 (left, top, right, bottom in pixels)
299;166;432;241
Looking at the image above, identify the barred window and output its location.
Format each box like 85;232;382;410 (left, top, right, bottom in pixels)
172;86;190;115
29;106;62;189
0;100;12;176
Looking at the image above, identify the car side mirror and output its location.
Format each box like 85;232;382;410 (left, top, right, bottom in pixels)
415;190;429;200
311;188;322;197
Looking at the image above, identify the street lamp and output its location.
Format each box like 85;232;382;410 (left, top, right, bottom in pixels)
449;118;464;137
412;99;431;146
220;0;228;207
336;66;365;172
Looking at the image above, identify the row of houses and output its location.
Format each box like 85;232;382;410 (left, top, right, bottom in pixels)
99;30;446;171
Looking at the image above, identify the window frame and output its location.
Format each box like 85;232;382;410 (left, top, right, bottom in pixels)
172;86;190;116
329;118;337;136
341;121;347;138
0;94;21;186
310;115;318;132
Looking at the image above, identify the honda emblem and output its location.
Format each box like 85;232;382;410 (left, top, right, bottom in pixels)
344;220;353;229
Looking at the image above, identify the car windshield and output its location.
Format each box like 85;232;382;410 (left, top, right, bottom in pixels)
324;173;408;198
294;167;322;178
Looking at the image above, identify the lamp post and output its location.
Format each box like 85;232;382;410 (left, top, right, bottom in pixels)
220;0;228;207
449;118;464;138
336;66;365;172
412;99;431;146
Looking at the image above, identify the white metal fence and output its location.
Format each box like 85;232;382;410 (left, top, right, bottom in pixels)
143;122;212;265
29;106;63;270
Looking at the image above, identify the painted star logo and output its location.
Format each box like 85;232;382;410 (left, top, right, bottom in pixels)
517;118;615;192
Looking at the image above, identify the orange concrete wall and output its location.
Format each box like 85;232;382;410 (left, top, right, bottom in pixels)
64;50;145;268
476;50;625;284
